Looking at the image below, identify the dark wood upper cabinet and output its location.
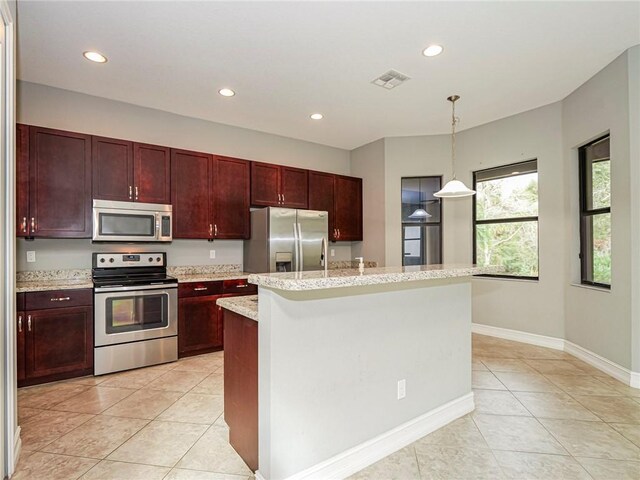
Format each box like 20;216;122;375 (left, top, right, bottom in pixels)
251;162;280;207
251;162;308;208
280;166;308;208
334;175;363;241
92;138;170;204
16;124;30;237
308;170;336;240
171;148;212;239
92;136;134;202
134;143;171;204
213;156;250;239
29;127;92;238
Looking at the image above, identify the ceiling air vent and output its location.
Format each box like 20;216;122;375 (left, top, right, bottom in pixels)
371;69;411;90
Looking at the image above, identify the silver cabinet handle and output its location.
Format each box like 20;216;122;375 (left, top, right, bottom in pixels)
135;186;139;201
18;315;22;333
282;193;285;204
337;228;341;239
277;193;281;204
27;315;32;332
235;284;248;288
31;217;36;233
193;287;208;291
50;296;71;302
209;224;213;238
214;224;218;236
21;217;27;233
129;185;133;200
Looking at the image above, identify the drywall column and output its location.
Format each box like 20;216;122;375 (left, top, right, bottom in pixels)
257;278;472;479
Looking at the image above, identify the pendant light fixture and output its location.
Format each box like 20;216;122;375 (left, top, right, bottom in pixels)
434;95;476;198
408;177;432;219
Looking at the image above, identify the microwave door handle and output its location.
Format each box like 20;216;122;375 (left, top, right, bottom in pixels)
155;213;161;240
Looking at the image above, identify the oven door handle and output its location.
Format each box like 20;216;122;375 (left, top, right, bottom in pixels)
94;283;178;293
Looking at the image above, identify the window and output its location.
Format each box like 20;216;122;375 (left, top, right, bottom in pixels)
473;160;539;278
401;176;442;266
579;135;611;288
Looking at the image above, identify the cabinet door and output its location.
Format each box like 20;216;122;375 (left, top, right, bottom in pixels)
308;171;336;240
17;311;25;383
16;124;30;236
92;136;134;202
281;166;309;209
171;149;212;239
25;306;93;380
251;162;280;207
29;127;92;238
178;296;222;357
334;175;363;241
213;156;250;239
134;143;171;204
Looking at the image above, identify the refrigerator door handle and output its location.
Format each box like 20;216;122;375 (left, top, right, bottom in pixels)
296;223;304;272
292;222;299;272
321;236;327;271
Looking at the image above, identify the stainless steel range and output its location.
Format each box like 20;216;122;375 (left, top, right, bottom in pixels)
92;252;178;375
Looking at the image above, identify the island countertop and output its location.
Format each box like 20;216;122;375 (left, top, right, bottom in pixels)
217;295;258;321
247;264;500;291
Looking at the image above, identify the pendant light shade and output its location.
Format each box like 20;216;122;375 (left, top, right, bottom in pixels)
409;208;432;219
434;95;476;198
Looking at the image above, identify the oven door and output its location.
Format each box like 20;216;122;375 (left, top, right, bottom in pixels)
94;285;178;347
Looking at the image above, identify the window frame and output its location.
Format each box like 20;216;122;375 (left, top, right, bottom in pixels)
472;159;540;280
400;175;443;266
578;134;611;289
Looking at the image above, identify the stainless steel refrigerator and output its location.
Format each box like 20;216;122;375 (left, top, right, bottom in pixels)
243;207;328;273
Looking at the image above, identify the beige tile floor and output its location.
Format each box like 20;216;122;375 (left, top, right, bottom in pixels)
15;334;640;479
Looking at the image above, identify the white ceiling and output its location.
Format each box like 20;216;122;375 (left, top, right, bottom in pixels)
16;1;640;150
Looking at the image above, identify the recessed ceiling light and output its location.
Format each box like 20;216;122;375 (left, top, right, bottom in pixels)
310;113;323;120
83;51;107;63
218;88;235;97
422;45;444;57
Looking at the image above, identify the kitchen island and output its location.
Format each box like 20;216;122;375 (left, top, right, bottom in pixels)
220;264;496;480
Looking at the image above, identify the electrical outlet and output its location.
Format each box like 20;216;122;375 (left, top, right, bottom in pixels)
209;250;216;259
397;379;406;400
330;249;335;257
26;251;36;263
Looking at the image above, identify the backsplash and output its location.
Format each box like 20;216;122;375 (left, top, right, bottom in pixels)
16;238;354;271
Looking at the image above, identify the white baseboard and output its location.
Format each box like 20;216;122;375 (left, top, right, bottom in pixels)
473;323;640;389
13;426;22;469
256;392;474;480
472;323;565;350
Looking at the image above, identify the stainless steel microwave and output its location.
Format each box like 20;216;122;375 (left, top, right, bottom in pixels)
92;200;172;242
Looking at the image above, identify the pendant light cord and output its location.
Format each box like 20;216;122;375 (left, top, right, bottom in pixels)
450;96;459;180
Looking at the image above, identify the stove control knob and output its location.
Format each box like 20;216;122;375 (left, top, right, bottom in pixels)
149;257;153;263
99;258;105;263
156;257;161;263
108;258;114;263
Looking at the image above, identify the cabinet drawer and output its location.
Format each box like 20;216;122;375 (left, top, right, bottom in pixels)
179;281;224;298
223;279;257;295
26;288;93;310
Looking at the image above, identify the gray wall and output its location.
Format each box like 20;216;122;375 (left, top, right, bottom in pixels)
350;138;386;265
16;81;355;270
563;50;633;368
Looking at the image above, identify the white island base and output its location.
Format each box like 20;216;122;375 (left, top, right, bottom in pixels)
250;266;489;480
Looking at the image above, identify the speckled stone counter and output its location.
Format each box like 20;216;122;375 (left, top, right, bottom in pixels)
167;265;250;283
248;264;500;291
16;269;93;293
217;295;258;321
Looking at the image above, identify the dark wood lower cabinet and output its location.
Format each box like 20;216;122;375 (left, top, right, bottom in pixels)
223;309;258;472
18;290;94;387
178;295;224;358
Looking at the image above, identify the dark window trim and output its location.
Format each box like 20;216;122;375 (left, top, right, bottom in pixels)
400;175;443;266
579;134;611;289
472;159;540;280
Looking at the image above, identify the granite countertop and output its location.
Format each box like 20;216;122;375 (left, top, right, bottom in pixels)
248;264;502;292
217;295;258;321
16;269;93;293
